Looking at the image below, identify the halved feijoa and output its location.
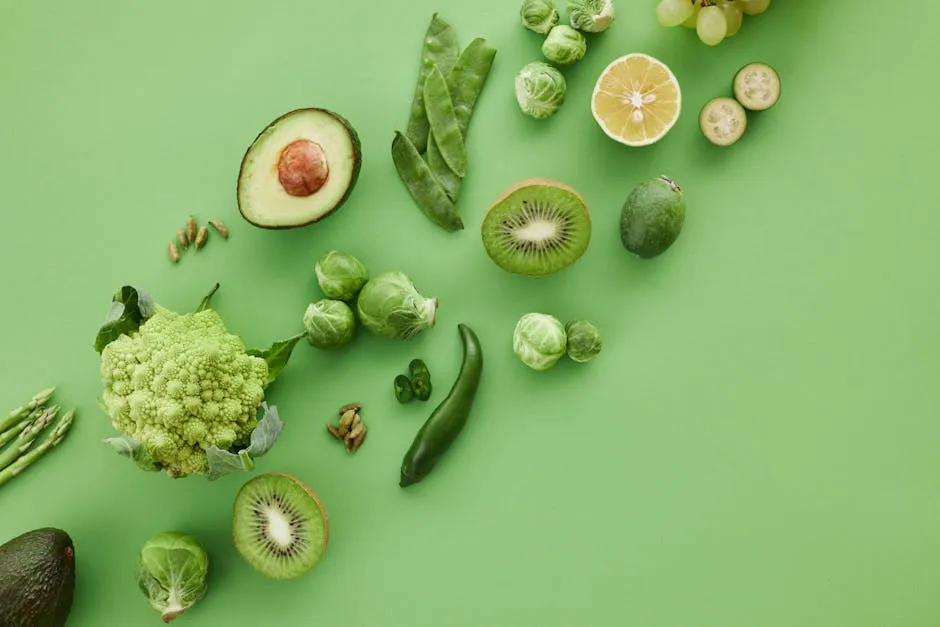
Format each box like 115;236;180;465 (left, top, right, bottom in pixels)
733;62;780;111
237;108;362;229
699;97;747;147
481;178;591;277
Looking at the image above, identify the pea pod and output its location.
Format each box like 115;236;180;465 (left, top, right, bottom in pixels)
404;14;460;154
423;67;467;178
400;324;483;487
391;131;464;232
426;38;498;201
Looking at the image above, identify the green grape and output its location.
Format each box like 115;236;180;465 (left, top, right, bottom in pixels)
721;1;743;36
681;0;701;28
741;0;770;15
696;4;727;45
657;0;695;27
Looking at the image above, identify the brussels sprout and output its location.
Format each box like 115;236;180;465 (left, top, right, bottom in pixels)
565;320;602;363
356;271;438;340
514;62;567;119
314;250;369;301
136;531;209;623
566;0;616;32
520;0;560;34
303;299;357;349
541;25;587;66
513;313;567;370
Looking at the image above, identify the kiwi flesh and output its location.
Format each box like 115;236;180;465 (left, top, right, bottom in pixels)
233;472;329;580
481;178;591;277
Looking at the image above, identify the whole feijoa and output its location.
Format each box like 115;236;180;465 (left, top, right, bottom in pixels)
619;175;686;259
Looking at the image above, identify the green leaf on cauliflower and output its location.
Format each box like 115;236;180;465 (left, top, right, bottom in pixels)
103;436;160;472
94;285;155;353
205;403;283;481
245;403;284;457
206;447;254;481
247;333;305;387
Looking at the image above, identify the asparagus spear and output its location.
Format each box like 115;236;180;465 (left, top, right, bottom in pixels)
0;405;59;472
0;409;74;488
0;387;55;433
0;405;46;449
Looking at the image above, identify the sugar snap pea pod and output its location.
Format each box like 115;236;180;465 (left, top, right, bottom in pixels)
427;38;498;201
391;131;464;232
423;66;467;178
404;14;460;154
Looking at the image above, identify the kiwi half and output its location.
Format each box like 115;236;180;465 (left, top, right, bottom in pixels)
233;472;329;581
481;178;591;277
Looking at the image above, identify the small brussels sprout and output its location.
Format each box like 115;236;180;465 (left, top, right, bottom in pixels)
565;320;602;363
520;0;560;34
303;299;356;349
514;62;567;119
356;271;438;340
136;531;209;623
541;25;587;66
513;313;567;370
314;250;369;301
567;0;615;32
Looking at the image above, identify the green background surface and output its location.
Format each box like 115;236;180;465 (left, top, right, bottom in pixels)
2;0;939;625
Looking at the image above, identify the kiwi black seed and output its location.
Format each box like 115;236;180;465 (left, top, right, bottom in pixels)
232;472;329;581
481;178;592;277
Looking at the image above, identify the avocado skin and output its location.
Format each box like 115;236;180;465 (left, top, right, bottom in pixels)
237;107;363;230
0;528;75;627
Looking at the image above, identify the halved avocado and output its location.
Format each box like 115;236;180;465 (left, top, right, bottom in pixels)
237;108;362;229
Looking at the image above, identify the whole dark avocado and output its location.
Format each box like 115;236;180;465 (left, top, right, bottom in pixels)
0;528;75;627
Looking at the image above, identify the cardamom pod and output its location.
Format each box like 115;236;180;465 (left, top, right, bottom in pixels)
338;409;356;436
195;226;209;249
338;402;361;415
350;413;362;431
326;424;342;440
177;228;190;250
209;219;229;239
347;421;365;441
169;242;180;263
187;215;197;242
351;425;367;452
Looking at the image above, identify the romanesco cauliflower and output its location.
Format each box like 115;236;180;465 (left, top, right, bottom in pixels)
100;304;269;477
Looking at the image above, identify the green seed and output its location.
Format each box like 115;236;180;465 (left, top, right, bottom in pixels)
395;375;415;403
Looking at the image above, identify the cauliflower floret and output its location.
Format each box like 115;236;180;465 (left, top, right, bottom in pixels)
100;305;270;478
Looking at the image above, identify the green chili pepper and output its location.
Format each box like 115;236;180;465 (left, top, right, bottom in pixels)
400;324;483;487
391;131;464;232
404;14;460;154
426;38;498;201
394;375;415;403
423;66;467;178
411;375;432;402
408;358;431;380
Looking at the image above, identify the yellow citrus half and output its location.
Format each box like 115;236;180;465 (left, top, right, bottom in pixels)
591;53;682;147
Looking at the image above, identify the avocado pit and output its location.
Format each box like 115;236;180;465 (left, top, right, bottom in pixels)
277;139;329;197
